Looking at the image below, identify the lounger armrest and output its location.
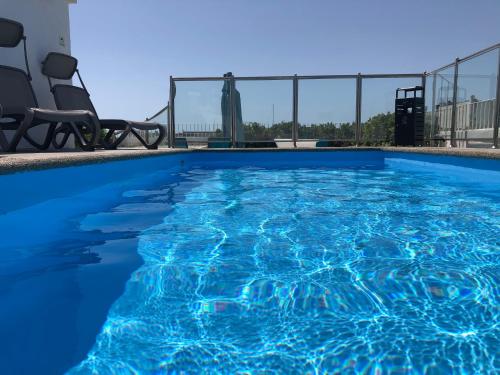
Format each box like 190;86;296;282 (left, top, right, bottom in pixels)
0;106;95;124
32;108;97;123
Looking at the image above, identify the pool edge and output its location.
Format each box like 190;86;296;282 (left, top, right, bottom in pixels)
0;147;498;175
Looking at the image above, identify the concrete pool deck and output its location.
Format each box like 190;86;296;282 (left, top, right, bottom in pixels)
0;147;498;174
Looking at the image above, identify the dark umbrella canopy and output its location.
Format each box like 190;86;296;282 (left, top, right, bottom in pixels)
221;72;244;143
221;75;231;138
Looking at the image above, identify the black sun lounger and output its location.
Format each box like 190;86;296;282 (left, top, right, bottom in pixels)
42;52;165;150
0;18;99;152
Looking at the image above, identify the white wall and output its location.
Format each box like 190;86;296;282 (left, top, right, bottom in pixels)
0;0;74;149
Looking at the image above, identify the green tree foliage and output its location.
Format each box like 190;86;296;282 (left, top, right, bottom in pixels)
243;121;292;140
226;112;395;145
241;121;356;140
361;112;395;146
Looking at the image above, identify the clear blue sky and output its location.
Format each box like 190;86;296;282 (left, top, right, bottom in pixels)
70;0;500;125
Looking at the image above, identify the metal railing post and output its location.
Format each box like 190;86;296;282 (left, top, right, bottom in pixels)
421;73;427;144
493;47;500;148
230;76;237;148
293;75;298;148
430;72;437;146
165;105;170;147
355;73;362;146
450;58;459;147
168;76;175;148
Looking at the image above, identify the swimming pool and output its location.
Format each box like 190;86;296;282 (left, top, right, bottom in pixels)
0;150;498;374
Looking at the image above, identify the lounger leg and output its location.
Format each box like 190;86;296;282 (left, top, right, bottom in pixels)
52;124;72;149
53;117;98;151
150;126;166;149
102;129;131;150
86;114;100;147
102;129;116;149
110;130;128;149
0;128;9;151
130;127;165;149
6;110;35;152
41;122;57;150
23;122;57;150
74;114;100;150
69;122;95;151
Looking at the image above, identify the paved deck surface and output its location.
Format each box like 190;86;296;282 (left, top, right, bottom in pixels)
381;147;500;159
0;147;498;174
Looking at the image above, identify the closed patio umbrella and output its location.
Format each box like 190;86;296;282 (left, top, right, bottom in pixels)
221;72;244;144
221;74;231;138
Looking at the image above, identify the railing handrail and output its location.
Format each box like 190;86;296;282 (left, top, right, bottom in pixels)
427;43;500;75
145;104;169;122
172;73;424;82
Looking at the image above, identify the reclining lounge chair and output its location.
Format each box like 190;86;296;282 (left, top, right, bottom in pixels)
42;52;165;149
0;18;99;152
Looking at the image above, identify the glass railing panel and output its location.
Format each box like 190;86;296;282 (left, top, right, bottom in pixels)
297;78;356;146
234;79;293;146
360;77;422;145
145;106;169;147
174;79;229;147
147;107;168;125
432;66;455;146
456;48;499;148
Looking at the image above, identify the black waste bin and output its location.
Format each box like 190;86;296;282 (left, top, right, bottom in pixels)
394;86;425;146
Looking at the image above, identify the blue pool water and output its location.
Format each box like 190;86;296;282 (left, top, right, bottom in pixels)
0;151;499;374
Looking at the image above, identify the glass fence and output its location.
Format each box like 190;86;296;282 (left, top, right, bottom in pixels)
165;43;499;148
173;79;229;145
455;49;498;148
361;77;423;145
170;75;424;147
298;78;356;145
430;66;455;145
146;105;169;147
235;78;293;146
426;44;499;148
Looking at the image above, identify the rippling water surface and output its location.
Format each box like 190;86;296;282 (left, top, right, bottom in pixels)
71;165;499;374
